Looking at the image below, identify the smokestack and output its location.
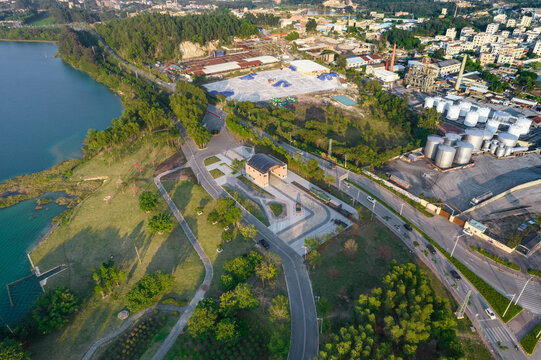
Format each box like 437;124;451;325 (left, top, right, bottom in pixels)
389;43;396;72
455;54;467;91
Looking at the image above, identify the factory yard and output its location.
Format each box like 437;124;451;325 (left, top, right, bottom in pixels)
203;68;344;102
384;153;541;212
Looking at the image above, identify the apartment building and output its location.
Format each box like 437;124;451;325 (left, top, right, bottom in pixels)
480;53;495;66
486;23;499;34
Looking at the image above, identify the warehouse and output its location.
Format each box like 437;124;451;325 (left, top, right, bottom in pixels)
245;153;287;187
288;60;329;76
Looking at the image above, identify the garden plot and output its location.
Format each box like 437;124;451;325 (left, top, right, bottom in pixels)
203;69;344;102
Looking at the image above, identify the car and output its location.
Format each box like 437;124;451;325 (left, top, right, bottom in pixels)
259;239;270;249
462;228;473;236
403;223;413;231
344;182;351;189
449;270;461;280
485;307;497;320
333;219;347;227
527;218;536;225
366;196;376;205
426;244;436;255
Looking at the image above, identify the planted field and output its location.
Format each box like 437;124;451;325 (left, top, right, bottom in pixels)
209;168;225;179
204;156;220;166
268;203;283;217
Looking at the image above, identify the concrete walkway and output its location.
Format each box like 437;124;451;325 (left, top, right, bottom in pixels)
81;304;185;360
150;167;214;360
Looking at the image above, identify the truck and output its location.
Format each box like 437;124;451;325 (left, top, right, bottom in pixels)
389;174;410;189
470;191;493;206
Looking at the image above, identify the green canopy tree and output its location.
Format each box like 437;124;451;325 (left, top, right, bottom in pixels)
0;339;30;360
269;295;290;322
188;298;218;338
138;191;159;212
306;18;317;32
32;287;79;334
215;318;239;343
148;212;174;233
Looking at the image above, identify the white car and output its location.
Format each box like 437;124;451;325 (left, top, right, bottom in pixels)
485;307;497;320
366;196;376;205
462;228;473;236
344;182;351;189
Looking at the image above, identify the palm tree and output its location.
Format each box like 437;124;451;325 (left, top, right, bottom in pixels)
344;238;358;260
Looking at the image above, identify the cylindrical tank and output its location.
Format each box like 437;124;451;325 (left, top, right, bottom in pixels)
496;146;506;157
435;145;456;169
459;101;472;117
482;130;493;140
478;107;490;123
424;136;444;160
504;147;513;156
446;105;460;120
454;141;474;165
482;139;491;150
424;97;435;108
493;111;511;123
498;132;518;148
465;129;484;149
436;100;448;113
511;146;529;153
444;133;462;146
489;140;499;154
508;124;522;137
486;119;500;133
433;96;443;106
515;117;532;135
464;111;479;127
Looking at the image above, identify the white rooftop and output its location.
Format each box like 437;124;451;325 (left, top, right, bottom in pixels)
203;62;240;75
244;55;279;64
289;60;328;73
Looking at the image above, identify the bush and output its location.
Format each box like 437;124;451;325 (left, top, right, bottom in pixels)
0;338;30;360
139;191;159;211
31;287;79;334
148;212;174;233
125;271;175;312
527;268;541;278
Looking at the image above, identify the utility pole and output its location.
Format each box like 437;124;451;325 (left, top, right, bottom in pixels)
400;203;405;216
503;294;516;318
456;290;471;319
328;138;333;158
371;200;376;221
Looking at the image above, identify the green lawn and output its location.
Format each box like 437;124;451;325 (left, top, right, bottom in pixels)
268;203;283;217
204;156;220;166
310;217;412;318
28;136;205;360
223;185;270;226
238;175;274;198
209;168;225;179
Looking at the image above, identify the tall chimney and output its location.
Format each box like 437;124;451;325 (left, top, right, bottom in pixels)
389;43;397;72
455;54;467;92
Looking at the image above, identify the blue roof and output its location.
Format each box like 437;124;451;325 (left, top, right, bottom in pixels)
332;96;357;106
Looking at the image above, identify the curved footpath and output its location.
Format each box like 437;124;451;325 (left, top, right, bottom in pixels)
150;167;214;360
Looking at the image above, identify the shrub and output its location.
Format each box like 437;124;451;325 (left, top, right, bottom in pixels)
470;246;520;271
125;271;174;312
148;212;174;233
138;191;159;212
31;287;79;334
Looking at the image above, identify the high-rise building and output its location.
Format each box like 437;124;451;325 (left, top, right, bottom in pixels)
533;41;541;56
446;28;456;40
520;16;532;27
486;23;499;34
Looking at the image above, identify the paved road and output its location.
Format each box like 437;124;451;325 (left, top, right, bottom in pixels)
179;115;320;360
150;167;213;360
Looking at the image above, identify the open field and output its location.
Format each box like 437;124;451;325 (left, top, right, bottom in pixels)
27;136;205;360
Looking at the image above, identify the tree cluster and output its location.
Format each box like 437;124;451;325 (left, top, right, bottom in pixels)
170;81;210;147
92;260;126;298
31;287;79;334
124;271;174;312
148;212;174;233
383;28;420;50
243;13;280;27
207;197;242;227
0;338;30;360
220;251;262;291
318;263;464;360
138;191;159;212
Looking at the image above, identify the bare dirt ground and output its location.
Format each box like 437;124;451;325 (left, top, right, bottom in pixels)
153;151;186;177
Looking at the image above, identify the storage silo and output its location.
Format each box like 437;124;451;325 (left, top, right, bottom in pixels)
495;146;506;157
465;129;484;149
482;139;492;150
459;101;472;117
444;133;462;146
490;140;499;154
482;130;493;141
435;145;456;169
464;111;479;127
478;107;490;123
512;146;529;153
486;119;500;133
424;136;444;160
424;97;435;108
446;105;460;120
493;111;512;123
498;132;518;148
515;117;532;135
508;124;522;137
454;141;474;165
504;147;513;156
436;100;448;113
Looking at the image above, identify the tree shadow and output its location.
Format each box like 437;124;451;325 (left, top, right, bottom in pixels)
305;106;325;122
171;181;194;213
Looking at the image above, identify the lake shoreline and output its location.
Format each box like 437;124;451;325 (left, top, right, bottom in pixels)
0;38;57;43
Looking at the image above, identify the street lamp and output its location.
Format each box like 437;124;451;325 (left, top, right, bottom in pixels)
370;200;376;221
451;233;466;258
515;277;533;306
502;293;516;318
400;203;405;216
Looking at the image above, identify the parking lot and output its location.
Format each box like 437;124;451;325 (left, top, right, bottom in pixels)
383;153;541;212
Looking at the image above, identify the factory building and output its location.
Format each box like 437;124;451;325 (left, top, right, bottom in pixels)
245;153;287;187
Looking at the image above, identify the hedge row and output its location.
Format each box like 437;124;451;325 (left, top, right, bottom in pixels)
527;268;541;278
520;322;541;355
345;179;522;323
471;246;521;271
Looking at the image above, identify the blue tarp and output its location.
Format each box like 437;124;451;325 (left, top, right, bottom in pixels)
289;65;297;71
210;90;235;97
272;80;291;88
240;74;255;80
318;72;339;81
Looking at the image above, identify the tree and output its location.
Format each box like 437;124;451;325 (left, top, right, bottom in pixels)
285;31;299;41
269;295;289;322
188;298;218;338
214;198;242;226
32;287;79;334
344;238;358;260
306;251;321;270
92;260;126;298
138;191;159;212
124;271;174;312
255;261;277;287
324;174;336;188
0;339;30;360
337;55;347;69
306;18;317;32
215;318;239;343
233;283;259;310
268;328;290;359
148;212;174;233
219;290;239;317
433;48;445;59
239;224;258;240
304;237;320;252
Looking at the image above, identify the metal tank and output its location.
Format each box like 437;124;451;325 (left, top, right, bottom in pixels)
477;107;490;123
482;130;493;141
435;145;456;169
482;139;491;150
515;117;532;135
493;111;512;123
498;132;518;148
424;136;444;160
444;133;462;146
459;101;472;117
454;141;474;165
512;146;529;153
504;147;513;156
436;100;448;113
508;124;523;137
464;129;484;149
486;119;500;133
424;97;435;108
495;146;506;157
489;140;499;154
446;105;460;120
464;111;479;127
